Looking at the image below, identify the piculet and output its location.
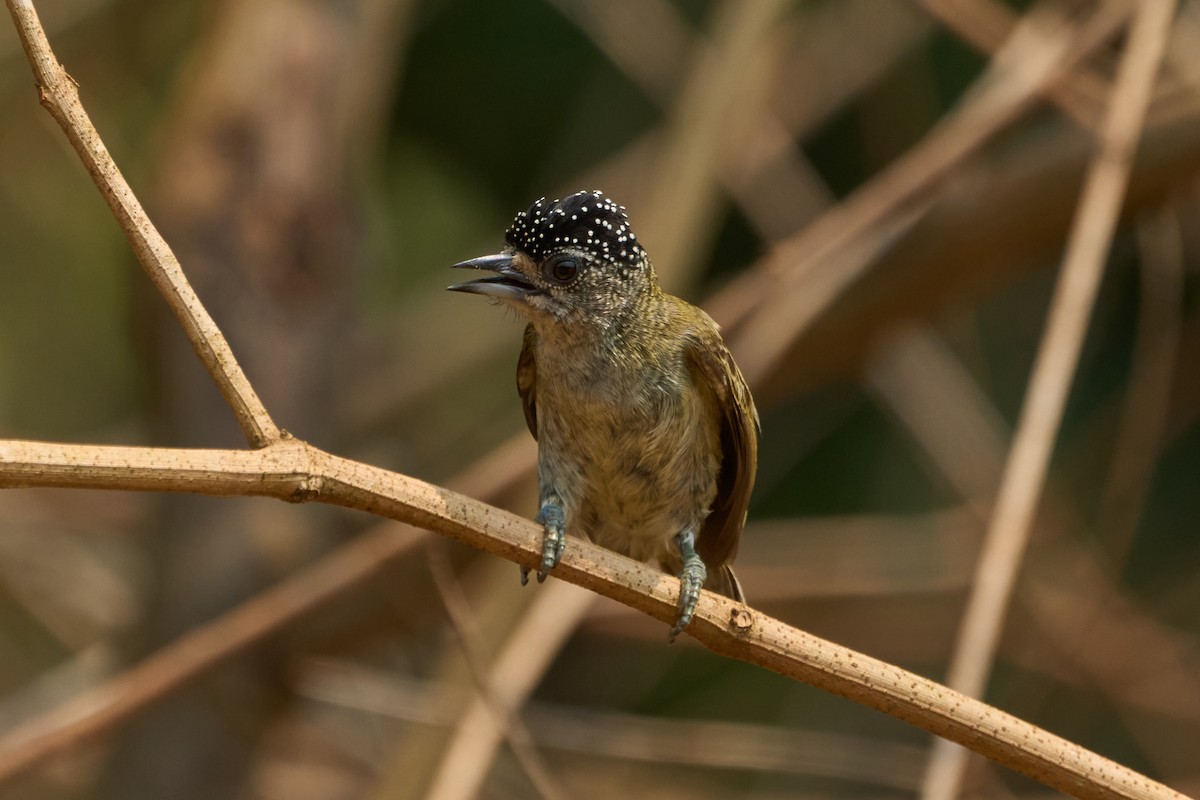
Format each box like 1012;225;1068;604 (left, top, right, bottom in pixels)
448;190;759;641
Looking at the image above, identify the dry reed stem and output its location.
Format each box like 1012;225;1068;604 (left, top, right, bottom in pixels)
422;577;595;800
552;0;832;245
424;543;569;800
917;0;1116;129
351;434;539;800
866;326;1009;512
548;0;687;102
639;0;789;288
724;1;1131;386
868;323;1200;772
867;321;1200;754
921;2;1179;796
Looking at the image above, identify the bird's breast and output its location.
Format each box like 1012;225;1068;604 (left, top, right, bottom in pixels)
533;351;722;562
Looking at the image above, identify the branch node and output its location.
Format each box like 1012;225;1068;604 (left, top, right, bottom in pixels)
289;477;322;503
729;606;754;635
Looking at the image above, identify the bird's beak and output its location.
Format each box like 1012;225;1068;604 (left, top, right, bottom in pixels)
447;253;539;301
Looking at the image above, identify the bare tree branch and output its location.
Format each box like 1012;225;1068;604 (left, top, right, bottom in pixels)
0;438;1188;800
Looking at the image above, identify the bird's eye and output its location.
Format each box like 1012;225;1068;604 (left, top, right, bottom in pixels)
544;255;579;285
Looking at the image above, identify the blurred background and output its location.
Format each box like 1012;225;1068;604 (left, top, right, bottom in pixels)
2;0;1200;797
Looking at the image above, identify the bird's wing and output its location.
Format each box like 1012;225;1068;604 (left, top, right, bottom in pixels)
516;323;539;439
684;322;759;573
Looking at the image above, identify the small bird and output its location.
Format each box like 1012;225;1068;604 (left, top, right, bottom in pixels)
448;190;758;641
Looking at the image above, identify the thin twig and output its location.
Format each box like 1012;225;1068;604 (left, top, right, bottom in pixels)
921;2;1178;797
0;438;1187;800
4;0;279;447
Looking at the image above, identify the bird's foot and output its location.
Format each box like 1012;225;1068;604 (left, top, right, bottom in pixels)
521;502;566;585
669;529;707;643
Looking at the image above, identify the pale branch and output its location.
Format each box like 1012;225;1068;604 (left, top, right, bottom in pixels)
0;438;1186;800
4;0;279;448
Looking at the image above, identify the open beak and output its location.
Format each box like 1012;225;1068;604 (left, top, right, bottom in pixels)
447;253;539;301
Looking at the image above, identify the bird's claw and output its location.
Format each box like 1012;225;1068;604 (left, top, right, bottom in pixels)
538;521;566;581
522;502;565;585
669;551;707;644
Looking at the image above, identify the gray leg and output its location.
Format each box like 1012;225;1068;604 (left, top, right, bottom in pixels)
521;500;565;585
670;528;707;643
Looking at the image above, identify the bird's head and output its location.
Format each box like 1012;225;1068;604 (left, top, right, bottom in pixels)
448;190;656;328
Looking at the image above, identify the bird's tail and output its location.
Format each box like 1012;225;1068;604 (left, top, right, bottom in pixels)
706;564;744;603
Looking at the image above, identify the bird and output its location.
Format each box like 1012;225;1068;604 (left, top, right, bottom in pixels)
448;189;758;641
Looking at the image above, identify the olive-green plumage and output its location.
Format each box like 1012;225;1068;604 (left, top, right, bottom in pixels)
449;190;758;641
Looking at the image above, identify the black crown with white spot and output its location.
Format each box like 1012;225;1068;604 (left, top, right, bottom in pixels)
505;190;647;272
